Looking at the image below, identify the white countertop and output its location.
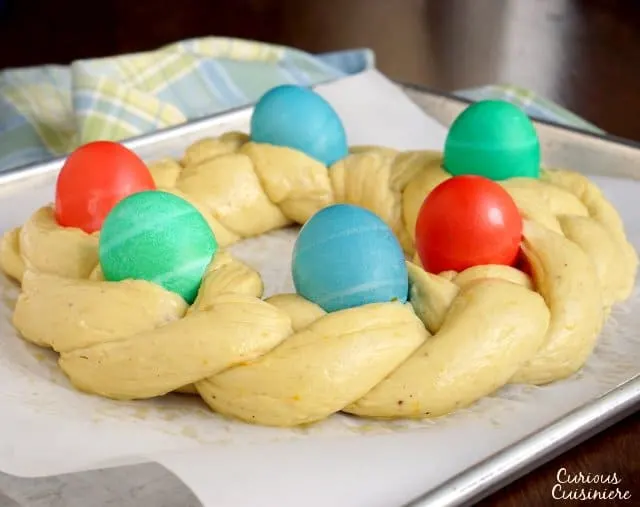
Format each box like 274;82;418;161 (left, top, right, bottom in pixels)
0;465;200;507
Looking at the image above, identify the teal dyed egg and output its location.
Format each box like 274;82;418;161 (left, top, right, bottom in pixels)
444;100;540;180
251;85;348;166
99;191;217;304
292;204;408;313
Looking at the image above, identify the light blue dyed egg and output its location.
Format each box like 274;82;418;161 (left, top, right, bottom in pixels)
250;85;348;166
292;204;408;313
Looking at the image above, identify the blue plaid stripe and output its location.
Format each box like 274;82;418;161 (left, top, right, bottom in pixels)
0;39;601;173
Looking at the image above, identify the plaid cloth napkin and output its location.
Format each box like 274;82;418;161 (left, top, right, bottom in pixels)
0;37;601;173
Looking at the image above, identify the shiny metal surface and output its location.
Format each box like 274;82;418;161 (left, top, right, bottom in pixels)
403;376;640;506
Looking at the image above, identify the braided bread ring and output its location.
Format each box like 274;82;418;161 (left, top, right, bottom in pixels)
1;132;637;427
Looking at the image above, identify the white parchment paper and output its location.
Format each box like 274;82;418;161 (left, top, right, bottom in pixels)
0;70;638;507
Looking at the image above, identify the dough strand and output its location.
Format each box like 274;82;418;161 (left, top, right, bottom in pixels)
1;133;636;427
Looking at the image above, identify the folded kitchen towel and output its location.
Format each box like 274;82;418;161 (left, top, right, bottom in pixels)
0;37;600;173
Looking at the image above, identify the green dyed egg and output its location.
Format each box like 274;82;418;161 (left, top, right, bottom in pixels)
444;100;540;180
99;190;217;304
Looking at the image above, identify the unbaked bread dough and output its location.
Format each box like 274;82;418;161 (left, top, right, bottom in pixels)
0;132;637;427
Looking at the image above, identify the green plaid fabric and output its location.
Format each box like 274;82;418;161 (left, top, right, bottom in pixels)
0;39;599;173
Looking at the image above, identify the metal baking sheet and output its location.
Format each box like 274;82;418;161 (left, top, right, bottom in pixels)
0;80;638;507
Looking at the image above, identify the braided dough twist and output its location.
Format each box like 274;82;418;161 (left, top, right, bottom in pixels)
1;132;637;427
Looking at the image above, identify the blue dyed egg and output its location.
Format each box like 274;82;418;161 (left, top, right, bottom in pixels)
292;204;408;312
251;85;348;166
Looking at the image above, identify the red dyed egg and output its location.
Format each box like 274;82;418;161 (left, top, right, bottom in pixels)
415;175;523;274
55;141;155;233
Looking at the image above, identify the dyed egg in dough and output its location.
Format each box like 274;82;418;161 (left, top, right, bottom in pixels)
415;175;523;273
292;204;409;312
55;141;156;233
444;99;540;180
250;84;348;166
99;190;218;304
